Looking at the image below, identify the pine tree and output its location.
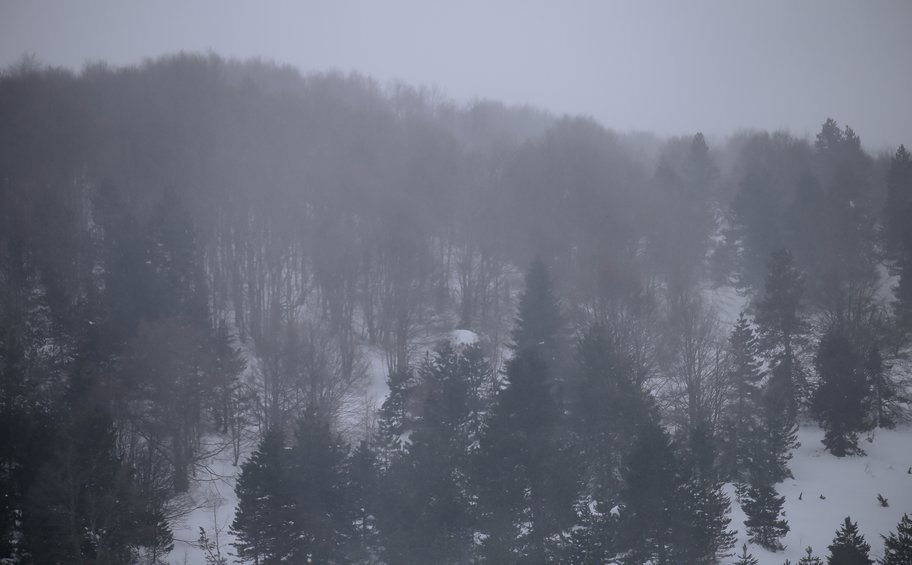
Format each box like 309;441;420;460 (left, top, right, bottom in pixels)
139;504;174;564
377;367;416;456
896;240;912;336
680;476;737;562
883;145;912;264
512;258;564;359
827;517;873;565
346;439;380;562
476;260;576;563
734;543;760;565
798;546;824;565
880;513;912;565
720;312;764;482
618;419;688;565
755;248;808;421
742;482;790;551
569;325;645;502
564;326;649;564
376;343;485;564
865;346;903;430
286;413;353;564
812;329;868;456
755;384;799;483
230;429;294;564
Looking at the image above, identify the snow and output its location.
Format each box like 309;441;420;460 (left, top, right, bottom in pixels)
168;437;243;564
705;283;749;329
723;424;912;564
166;311;911;564
451;328;480;346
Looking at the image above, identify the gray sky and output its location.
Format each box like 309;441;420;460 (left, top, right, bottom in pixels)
1;0;909;150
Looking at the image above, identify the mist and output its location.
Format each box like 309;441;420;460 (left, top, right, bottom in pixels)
1;3;911;565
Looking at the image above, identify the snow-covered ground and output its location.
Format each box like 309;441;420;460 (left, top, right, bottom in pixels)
167;305;911;564
168;437;242;565
724;425;912;565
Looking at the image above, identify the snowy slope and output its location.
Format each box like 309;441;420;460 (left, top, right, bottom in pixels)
167;294;912;564
724;425;912;565
168;438;241;565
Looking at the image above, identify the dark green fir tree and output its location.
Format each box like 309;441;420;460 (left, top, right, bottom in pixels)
230;429;294;564
742;482;790;551
734;543;760;565
798;546;824;565
826;517;873;565
880;513;912;565
476;260;577;564
812;329;869;457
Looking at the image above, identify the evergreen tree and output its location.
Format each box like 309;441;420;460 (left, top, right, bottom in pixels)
812;329;868;456
896;240;912;336
511;258;566;374
476;260;577;563
345;439;380;562
564;326;649;564
755;384;799;483
376;342;486;564
798;546;824;565
569;326;645;503
742;482;790;551
617;419;688;565
140;504;175;565
864;346;900;430
882;145;912;264
377;367;416;456
754;248;807;422
287;413;353;564
679;476;737;562
720;312;764;482
230;429;294;564
880;513;912;565
827;516;873;565
734;543;760;565
22;404;158;564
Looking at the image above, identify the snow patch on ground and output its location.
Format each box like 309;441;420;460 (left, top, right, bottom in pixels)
169;438;244;565
451;328;480;346
724;424;912;564
705;284;749;329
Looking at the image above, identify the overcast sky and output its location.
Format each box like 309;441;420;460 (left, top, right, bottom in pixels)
1;0;909;150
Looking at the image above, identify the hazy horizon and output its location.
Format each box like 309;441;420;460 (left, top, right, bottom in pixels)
2;0;909;151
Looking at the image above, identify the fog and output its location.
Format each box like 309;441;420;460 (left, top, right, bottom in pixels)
2;0;910;149
2;3;912;564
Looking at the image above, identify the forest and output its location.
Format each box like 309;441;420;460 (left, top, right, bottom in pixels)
1;53;911;564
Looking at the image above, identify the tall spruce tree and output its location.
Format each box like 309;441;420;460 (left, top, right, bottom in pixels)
230;429;295;564
376;342;486;564
864;346;901;430
812;328;869;456
476;259;577;563
345;439;380;563
570;326;644;503
755;248;807;422
287;414;353;564
679;475;737;562
742;482;790;550
565;326;650;563
883;145;912;265
880;513;912;565
826;517;873;565
617;418;688;565
720;312;764;482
